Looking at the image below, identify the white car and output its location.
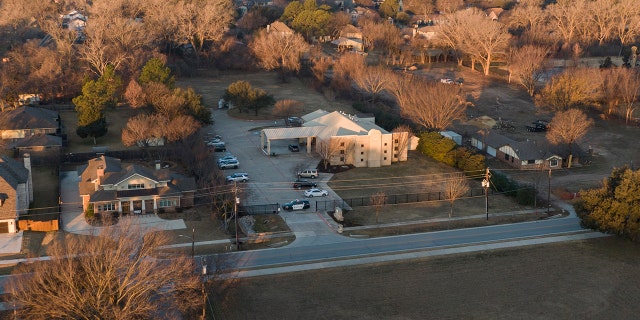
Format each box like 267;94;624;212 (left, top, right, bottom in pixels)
226;173;249;182
217;155;237;163
304;188;328;197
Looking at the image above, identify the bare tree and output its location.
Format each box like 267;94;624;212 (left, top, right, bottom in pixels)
317;139;342;170
391;124;411;162
546;0;589;49
546;109;594;168
370;191;386;224
352;65;393;103
124;79;146;108
435;0;463;14
585;0;616;46
612;0;640;55
618;70;640;124
539;68;600;111
9;220;202;319
443;173;469;219
272;99;304;118
250;28;309;82
394;81;467;131
171;0;235;57
122;113;165;147
509;45;549;96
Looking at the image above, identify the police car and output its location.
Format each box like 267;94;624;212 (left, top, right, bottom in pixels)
282;199;311;211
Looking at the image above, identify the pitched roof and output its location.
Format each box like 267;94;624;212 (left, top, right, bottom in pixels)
471;130;515;147
303;110;388;140
7;134;63;149
0;106;59;130
268;21;294;34
0;156;28;189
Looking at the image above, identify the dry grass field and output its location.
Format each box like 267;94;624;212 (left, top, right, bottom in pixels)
59;107;139;153
213;236;640;320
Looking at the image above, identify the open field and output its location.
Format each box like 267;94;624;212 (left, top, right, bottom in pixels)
59;107;139;153
213;237;640;319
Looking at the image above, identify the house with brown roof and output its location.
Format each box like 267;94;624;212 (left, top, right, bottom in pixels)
78;156;196;216
266;21;295;35
0;106;61;140
471;130;564;169
0;155;33;233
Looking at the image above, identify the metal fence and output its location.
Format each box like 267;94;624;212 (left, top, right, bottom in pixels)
315;187;491;212
238;203;280;215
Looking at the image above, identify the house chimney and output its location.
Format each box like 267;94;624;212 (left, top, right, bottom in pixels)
23;153;33;202
155;160;161;170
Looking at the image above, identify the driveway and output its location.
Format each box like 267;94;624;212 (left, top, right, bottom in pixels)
209;109;353;246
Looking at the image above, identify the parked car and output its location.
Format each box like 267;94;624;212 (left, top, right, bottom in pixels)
218;159;239;169
207;140;225;147
288;144;300;152
298;169;318;179
292;179;318;189
217;154;237;163
304;188;328;197
526;120;550;132
226;172;249;182
282;199;311;211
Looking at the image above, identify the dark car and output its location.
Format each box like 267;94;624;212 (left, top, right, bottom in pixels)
282;199;311;211
288;144;300;152
292;179;317;189
526;120;549;132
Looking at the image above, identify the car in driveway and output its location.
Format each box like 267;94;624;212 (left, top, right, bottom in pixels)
282;199;311;211
304;188;328;197
292;179;318;189
226;172;249;183
218;159;239;169
288;144;300;152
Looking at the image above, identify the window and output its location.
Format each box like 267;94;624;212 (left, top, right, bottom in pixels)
527;159;536;164
361;159;364;162
340;150;345;154
394;139;398;143
340;157;345;162
504;154;510;161
384;157;387;161
394;147;398;151
101;203;115;211
159;199;177;207
384;150;387;153
128;183;144;189
361;152;364;155
384;143;388;146
550;159;559;167
361;144;364;147
340;142;345;147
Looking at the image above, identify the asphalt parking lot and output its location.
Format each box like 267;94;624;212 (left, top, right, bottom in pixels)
207;109;338;209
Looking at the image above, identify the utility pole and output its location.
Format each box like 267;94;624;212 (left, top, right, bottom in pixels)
191;227;195;259
234;182;240;250
547;168;552;214
482;167;491;220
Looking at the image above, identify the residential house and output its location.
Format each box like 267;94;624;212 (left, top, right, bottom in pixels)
332;24;365;52
61;10;87;32
0;155;33;233
471;130;564;169
0;106;64;162
260;109;409;168
0;106;61;140
266;21;295;35
78;156;196;215
485;8;504;21
413;25;439;41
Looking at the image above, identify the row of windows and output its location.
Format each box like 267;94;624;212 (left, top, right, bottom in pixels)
97;199;178;210
128;183;145;189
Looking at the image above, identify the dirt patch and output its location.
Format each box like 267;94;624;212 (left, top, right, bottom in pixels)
178;71;358;118
213;237;640;320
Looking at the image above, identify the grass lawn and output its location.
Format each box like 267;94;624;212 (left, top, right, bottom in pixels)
59;107;140;153
329;151;538;229
212;237;640;320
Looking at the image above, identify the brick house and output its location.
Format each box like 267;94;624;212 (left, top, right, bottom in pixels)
78;156;196;215
0;154;33;233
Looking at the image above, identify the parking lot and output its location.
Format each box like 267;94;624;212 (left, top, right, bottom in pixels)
207;109;351;246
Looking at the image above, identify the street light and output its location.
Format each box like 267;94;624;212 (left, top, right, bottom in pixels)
547;168;552;214
178;228;195;258
234;195;240;250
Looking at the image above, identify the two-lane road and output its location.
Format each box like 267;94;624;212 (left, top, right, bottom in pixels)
217;216;586;271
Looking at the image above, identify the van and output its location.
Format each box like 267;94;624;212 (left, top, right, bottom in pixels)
298;169;318;179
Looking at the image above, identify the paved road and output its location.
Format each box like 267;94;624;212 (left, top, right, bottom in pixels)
214;216;587;272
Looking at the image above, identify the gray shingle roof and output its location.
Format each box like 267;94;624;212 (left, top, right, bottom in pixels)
0;156;29;189
0;106;59;130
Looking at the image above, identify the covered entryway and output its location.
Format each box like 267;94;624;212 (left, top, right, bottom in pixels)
260;127;323;155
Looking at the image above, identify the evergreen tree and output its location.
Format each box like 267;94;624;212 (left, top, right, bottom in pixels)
139;58;175;88
72;66;121;143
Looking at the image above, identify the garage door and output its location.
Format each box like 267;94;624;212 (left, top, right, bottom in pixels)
0;222;9;233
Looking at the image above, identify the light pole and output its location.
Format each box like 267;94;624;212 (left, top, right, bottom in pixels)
234;187;240;250
482;167;491;220
547;168;552;214
178;228;195;258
